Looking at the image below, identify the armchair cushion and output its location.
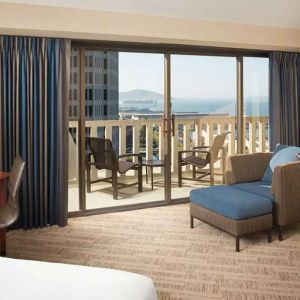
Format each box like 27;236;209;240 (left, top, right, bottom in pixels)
190;186;272;220
262;144;300;182
233;181;273;202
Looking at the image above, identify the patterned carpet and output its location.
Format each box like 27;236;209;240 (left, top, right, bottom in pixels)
7;204;300;300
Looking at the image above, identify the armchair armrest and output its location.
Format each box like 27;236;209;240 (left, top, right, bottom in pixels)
225;152;272;185
272;161;300;226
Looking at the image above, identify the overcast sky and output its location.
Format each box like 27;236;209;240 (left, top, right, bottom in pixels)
119;52;269;100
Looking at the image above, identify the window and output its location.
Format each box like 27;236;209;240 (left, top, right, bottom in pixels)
88;72;93;84
85;89;93;101
73;55;77;68
73;73;77;84
89;56;93;68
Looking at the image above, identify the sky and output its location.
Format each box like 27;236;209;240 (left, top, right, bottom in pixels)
119;52;269;100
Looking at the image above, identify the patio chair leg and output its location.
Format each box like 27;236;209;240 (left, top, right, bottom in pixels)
278;226;283;241
192;166;196;179
112;170;118;200
190;216;194;229
0;228;6;257
86;165;91;193
138;165;143;192
235;236;240;252
267;229;272;243
178;161;182;187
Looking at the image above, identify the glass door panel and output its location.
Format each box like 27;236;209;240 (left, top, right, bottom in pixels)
81;50;166;210
170;55;237;199
244;57;269;153
68;48;80;212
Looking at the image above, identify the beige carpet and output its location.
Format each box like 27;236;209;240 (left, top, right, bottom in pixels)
7;204;300;300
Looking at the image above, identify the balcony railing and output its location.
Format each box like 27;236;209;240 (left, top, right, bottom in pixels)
69;115;269;178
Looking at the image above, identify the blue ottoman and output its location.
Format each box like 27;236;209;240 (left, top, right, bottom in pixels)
190;186;273;252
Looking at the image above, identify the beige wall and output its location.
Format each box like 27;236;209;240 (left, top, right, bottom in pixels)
0;2;300;51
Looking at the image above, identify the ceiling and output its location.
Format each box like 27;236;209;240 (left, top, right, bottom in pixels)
2;0;300;29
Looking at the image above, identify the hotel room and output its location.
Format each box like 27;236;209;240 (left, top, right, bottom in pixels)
0;1;300;299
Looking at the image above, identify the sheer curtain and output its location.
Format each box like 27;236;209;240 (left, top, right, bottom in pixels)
0;36;70;228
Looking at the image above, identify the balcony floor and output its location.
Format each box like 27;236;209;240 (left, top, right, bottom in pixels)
68;173;223;212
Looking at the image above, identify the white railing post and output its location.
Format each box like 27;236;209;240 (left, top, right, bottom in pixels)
119;125;126;157
259;120;266;152
146;123;153;161
196;119;203;147
229;118;236;155
248;119;256;153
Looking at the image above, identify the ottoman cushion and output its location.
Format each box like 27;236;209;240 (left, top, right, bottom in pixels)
233;181;273;202
190;186;273;220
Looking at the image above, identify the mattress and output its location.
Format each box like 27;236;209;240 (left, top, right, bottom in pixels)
0;257;157;300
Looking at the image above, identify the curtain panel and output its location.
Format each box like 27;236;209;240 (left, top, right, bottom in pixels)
269;52;300;150
0;36;70;229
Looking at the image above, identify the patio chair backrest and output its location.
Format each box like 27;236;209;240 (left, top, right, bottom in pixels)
87;138;118;171
210;132;228;162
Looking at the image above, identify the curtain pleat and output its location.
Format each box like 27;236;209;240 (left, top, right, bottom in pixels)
269;52;300;150
0;36;70;229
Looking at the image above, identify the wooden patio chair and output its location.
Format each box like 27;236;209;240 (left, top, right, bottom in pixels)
178;132;229;187
86;137;143;200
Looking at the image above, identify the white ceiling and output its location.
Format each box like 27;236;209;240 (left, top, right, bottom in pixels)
2;0;300;29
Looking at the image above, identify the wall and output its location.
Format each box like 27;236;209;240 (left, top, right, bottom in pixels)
0;2;300;51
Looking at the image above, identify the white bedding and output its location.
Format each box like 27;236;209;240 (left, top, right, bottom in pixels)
0;257;157;300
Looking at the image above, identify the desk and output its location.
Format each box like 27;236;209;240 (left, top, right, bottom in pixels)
142;160;165;190
0;172;9;207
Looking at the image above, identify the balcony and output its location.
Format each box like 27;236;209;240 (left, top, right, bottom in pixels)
68;115;269;211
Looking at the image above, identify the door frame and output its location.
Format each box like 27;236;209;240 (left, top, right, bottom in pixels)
68;42;269;218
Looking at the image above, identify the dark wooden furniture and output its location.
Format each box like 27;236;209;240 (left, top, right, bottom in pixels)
142;160;165;190
0;155;25;257
178;132;228;187
86;138;143;200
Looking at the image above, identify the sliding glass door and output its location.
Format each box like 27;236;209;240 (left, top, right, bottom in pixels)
169;55;237;200
68;45;269;215
68;49;168;213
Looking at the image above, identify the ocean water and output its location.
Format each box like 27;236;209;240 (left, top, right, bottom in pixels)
171;99;269;116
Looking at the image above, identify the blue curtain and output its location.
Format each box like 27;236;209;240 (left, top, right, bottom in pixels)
269;52;300;150
0;36;70;229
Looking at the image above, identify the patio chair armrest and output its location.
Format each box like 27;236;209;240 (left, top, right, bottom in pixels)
118;153;143;164
178;149;210;161
193;146;210;150
225;152;272;185
272;161;300;226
